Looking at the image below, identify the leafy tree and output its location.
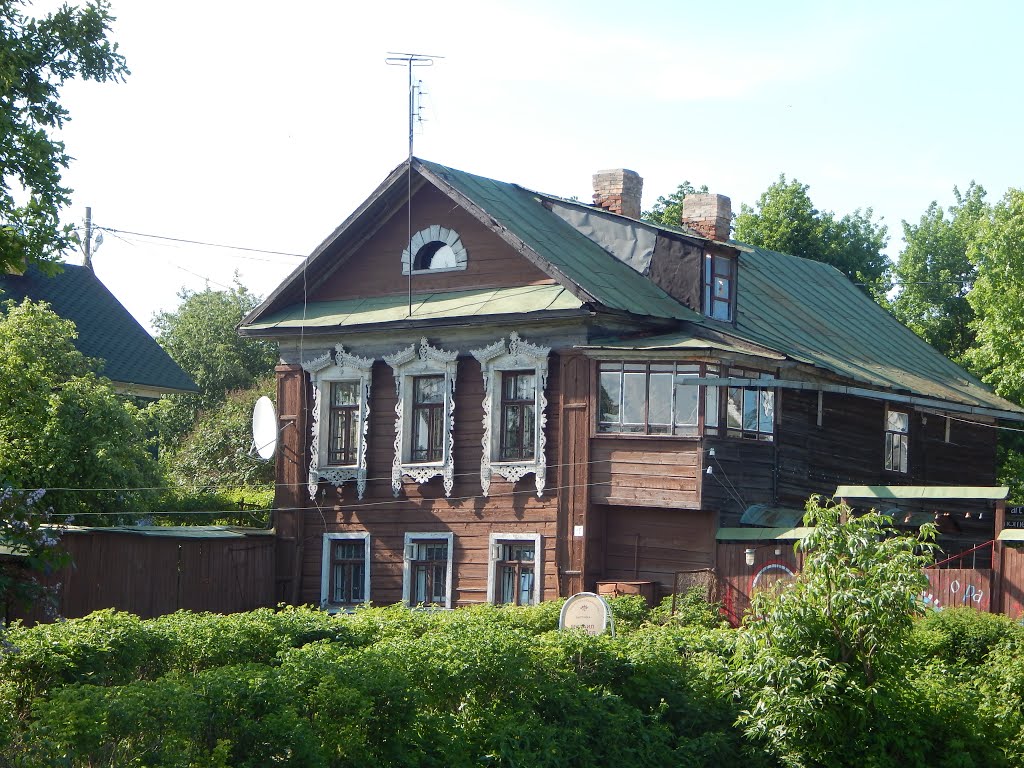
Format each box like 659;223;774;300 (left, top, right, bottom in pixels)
0;1;128;273
965;188;1024;404
161;375;275;491
0;298;159;517
734;497;937;766
733;174;890;297
641;180;709;227
150;280;277;449
0;486;69;623
892;183;989;362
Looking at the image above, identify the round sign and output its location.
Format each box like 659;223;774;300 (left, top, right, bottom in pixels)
559;592;614;636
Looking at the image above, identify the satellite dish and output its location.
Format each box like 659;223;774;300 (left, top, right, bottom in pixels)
252;396;278;460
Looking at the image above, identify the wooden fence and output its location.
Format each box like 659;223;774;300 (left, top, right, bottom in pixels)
7;526;276;626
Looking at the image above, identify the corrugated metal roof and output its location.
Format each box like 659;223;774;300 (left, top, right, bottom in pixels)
725;246;1017;413
0;263;197;394
244;284;584;330
835;485;1010;500
418;160;700;322
59;525;274;539
716;527;813;541
578;329;784;357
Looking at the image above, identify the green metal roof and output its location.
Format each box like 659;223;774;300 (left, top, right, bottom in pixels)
835;485;1010;500
0;263;197;394
244;284;584;331
716;527;813;541
60;525;274;539
577;329;781;358
418;160;699;322
723;245;1014;412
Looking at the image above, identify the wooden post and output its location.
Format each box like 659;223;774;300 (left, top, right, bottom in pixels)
993;498;1006;614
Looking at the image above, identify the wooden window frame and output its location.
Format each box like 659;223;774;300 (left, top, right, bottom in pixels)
884;407;910;473
327;381;360;465
471;333;550;498
401;225;468;275
721;369;776;442
384;339;459;497
499;371;537;462
596;361;706;438
402;532;455;608
320;532;370;609
703;251;736;322
486;532;542;606
304;345;373;500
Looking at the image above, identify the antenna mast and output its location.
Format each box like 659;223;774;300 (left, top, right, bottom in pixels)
386;51;442;317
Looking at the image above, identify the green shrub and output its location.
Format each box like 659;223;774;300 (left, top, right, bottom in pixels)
913;606;1024;667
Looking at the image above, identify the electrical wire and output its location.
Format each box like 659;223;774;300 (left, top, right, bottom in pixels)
97;226;305;260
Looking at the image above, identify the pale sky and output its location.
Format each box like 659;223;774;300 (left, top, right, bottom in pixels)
45;0;1023;332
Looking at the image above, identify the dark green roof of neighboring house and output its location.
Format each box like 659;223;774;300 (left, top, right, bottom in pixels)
0;263;197;395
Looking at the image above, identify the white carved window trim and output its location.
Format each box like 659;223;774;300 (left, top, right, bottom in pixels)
400;225;468;275
320;532;371;609
402;531;455;609
303;345;374;500
486;532;543;605
384;338;459;497
471;332;550;497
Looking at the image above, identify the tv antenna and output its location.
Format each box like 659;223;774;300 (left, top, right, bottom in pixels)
386;51;443;317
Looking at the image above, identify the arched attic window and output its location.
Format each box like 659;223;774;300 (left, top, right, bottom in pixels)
401;225;468;275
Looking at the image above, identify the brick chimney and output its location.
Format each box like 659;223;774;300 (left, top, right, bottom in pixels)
680;194;732;242
592;169;643;219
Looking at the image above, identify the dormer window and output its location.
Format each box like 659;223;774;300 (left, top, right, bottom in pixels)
401;225;468;275
704;251;735;321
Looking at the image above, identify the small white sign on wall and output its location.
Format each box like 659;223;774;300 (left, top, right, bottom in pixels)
559;592;614;636
573;525;584;537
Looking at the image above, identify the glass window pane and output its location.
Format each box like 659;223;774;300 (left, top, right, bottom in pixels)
414;409;431;455
622;372;646;426
331;381;359;406
674;374;699;426
760;390;775;433
705;385;719;428
743;389;759;431
712;300;730;321
332;563;346;602
519;567;534;606
648;373;672;426
599;371;621;425
500;566;515;604
522;406;535;459
515;373;536;400
887;410;908;433
727;387;743;429
350;563;364;601
715;276;730;299
899;435;908;472
429;407;444;456
414;376;444;404
502;405;522;454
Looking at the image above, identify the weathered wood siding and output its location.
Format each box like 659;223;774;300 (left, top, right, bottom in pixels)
309;183;554;301
9;530;275;626
283;354;563;607
590;440;702;508
924;568;992;612
776;390;997;510
701;438;775;526
998;545;1024;619
716;540;805;625
598;506;716;597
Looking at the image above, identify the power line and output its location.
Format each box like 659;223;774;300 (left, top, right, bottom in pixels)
96;225;306;260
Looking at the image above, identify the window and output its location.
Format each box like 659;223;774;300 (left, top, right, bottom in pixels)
320;533;370;608
598;362;705;437
487;533;542;606
304;345;373;500
703;252;735;321
402;532;454;608
722;369;775;441
411;376;445;462
401;225;468;274
471;333;550;497
384;338;459;497
885;408;909;473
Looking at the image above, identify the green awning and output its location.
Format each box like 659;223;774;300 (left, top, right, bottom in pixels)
835;485;1009;501
716;526;813;541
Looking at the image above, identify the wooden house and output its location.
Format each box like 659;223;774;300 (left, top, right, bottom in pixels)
239;159;1024;610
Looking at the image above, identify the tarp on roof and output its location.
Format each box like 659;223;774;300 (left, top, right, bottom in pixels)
835;485;1010;500
740;505;806;528
243;284;584;330
0;263;197;394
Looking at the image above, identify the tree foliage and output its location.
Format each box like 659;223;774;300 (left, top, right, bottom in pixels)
0;486;68;622
734;497;938;766
0;298;158;517
892;183;988;362
641;180;708;227
733;174;890;297
161;375;276;492
0;0;128;273
149;281;277;450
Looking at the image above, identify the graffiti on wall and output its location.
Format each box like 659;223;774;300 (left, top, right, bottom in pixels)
923;569;991;612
